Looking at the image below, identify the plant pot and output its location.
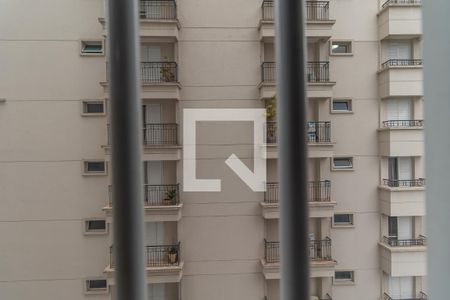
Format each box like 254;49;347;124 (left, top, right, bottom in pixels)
163;198;173;206
168;252;178;264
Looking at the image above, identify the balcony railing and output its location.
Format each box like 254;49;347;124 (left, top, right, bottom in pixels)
143;123;178;145
383;178;425;188
108;184;180;207
381;59;423;69
382;120;424;128
262;0;330;21
110;243;181;268
141;62;178;83
265;121;331;144
140;0;177;20
261;62;330;83
264;238;332;263
383;292;427;300
381;0;422;9
383;235;427;247
264;181;331;204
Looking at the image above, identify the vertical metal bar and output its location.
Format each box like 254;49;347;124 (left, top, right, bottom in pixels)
275;0;309;300
108;0;147;299
424;1;450;299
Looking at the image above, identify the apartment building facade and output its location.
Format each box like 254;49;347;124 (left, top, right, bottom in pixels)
0;0;425;299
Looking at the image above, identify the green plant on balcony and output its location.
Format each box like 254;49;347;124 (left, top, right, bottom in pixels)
265;95;276;120
163;188;177;205
160;56;176;82
168;246;178;264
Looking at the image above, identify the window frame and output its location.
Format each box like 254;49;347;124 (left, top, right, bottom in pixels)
332;157;354;171
81;100;106;116
80;40;105;56
84;219;108;235
333;270;355;285
331;99;353;114
330;40;353;56
83;160;107;176
85;278;108;294
333;213;355;227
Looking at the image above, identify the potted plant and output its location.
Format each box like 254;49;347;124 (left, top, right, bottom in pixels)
163;189;177;205
160;56;176;82
168;246;178;264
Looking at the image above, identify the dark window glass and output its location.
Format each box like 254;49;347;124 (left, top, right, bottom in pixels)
87;279;107;290
85;102;104;114
332;42;351;54
334;214;353;225
334;158;353;168
333;101;350;111
335;271;353;280
86;162;105;173
388;217;398;238
87;220;106;231
82;42;103;53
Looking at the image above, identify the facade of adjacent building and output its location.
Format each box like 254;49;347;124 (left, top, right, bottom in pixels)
0;0;425;299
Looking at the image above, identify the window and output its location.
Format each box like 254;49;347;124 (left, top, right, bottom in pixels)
332;99;352;113
85;219;107;234
82;100;105;115
83;161;107;175
332;157;353;170
330;41;352;55
85;279;108;294
80;40;104;55
334;271;355;284
334;213;354;226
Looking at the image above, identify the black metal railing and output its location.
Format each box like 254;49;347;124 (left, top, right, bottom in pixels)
140;0;177;20
381;59;423;69
383;235;427;247
265;121;331;144
261;61;330;83
141;62;178;83
262;0;330;21
110;243;181;268
383;292;427;300
108;184;180;207
382;0;422;9
143;123;178;145
383;178;425;188
264;181;331;204
264;238;332;263
383;120;424;128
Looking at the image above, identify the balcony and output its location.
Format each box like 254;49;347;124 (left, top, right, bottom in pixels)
378;59;423;98
104;124;181;160
378;120;424;157
261;181;336;218
264;121;334;159
379;179;425;216
383;292;427;300
259;0;335;41
104;184;182;222
378;0;422;40
259;62;335;99
99;1;180;39
105;244;183;284
101;62;181;100
379;236;427;276
262;238;336;279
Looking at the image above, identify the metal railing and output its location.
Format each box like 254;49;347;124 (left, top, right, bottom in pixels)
382;120;424;128
141;62;178;83
264;238;332;263
261;61;330;83
383;292;427;300
383;178;425;187
264;181;331;204
381;59;423;69
265;121;331;144
383;235;427;247
262;0;330;21
110;243;181;267
143;123;178;145
382;0;422;9
108;184;180;207
140;0;177;20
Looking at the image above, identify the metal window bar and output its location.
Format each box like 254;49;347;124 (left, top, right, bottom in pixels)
262;62;330;83
382;120;424;128
261;1;330;21
143;123;178;145
383;235;427;246
265;122;331;144
139;0;177;19
264;238;332;263
383;178;426;187
108;184;180;206
264;181;331;203
382;0;422;9
110;243;181;267
140;62;178;83
383;292;427;300
381;59;423;69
